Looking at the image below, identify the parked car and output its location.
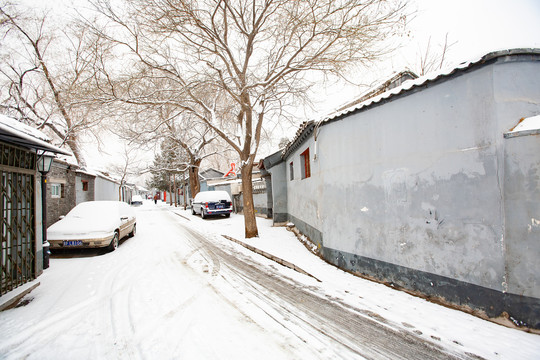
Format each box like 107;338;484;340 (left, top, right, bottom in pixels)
191;190;233;219
131;195;144;206
48;201;136;252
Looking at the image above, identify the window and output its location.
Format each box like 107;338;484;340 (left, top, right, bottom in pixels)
289;161;294;181
82;180;89;192
300;148;310;179
51;184;61;198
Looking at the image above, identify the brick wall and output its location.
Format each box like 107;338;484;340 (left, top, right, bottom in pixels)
46;161;76;227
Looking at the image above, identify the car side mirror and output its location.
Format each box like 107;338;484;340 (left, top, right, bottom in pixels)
121;216;128;221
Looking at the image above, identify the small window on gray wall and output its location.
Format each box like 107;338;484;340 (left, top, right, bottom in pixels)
289;161;294;181
300;148;310;179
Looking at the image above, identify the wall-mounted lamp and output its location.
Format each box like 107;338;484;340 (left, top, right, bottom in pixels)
37;151;54;269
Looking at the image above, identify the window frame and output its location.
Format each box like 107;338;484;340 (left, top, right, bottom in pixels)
300;148;311;179
82;180;89;192
289;161;294;181
50;183;61;198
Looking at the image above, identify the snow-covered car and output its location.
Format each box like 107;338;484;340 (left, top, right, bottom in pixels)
191;190;233;219
131;195;144;206
48;201;136;252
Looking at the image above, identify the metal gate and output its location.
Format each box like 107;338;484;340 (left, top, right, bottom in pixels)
1;142;36;296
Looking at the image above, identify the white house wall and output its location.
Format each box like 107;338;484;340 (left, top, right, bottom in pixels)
94;176;120;201
283;55;540;328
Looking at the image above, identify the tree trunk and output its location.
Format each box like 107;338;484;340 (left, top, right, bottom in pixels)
173;175;177;207
168;173;172;206
188;159;202;198
183;179;187;210
241;162;258;238
66;135;86;168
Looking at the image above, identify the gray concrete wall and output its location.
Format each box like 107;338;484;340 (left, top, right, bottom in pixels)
503;133;540;299
213;183;233;198
283;56;540;326
236;191;269;216
317;65;505;289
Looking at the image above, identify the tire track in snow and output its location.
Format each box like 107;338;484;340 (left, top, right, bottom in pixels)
177;222;475;360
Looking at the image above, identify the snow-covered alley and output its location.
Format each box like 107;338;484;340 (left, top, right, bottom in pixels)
1;201;539;360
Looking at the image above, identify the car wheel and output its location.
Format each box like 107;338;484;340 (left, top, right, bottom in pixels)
225;213;230;218
129;224;136;238
201;209;206;219
107;231;119;252
191;207;195;215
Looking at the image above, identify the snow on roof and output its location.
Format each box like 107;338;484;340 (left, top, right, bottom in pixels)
199;168;225;180
282;48;540;159
504;114;540;138
193;190;232;202
210;178;243;187
0;114;72;155
0;114;51;142
56;153;79;166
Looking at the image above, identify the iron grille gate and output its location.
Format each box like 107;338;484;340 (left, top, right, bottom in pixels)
1;142;36;297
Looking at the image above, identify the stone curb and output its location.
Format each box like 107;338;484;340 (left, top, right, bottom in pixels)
221;235;321;282
0;281;40;312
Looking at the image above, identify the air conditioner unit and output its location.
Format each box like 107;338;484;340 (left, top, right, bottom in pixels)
231;182;242;195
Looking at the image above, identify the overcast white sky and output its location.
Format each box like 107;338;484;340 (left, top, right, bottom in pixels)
404;0;540;64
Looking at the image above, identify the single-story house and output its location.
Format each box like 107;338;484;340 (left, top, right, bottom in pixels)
264;49;540;328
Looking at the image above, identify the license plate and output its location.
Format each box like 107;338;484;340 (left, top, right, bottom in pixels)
63;240;83;246
216;204;224;209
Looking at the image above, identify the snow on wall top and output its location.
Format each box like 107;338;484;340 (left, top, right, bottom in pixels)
321;48;540;125
504;114;540;138
282;48;540;159
511;115;540;132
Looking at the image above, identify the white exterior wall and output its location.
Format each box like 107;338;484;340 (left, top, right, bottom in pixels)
94;176;120;201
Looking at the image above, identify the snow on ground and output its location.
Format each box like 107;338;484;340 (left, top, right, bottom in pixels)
170;204;540;360
1;201;319;360
1;200;539;359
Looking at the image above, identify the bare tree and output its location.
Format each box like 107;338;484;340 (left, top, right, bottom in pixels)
415;33;456;76
103;89;222;198
90;0;408;238
0;3;105;167
107;144;143;201
160;110;219;198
